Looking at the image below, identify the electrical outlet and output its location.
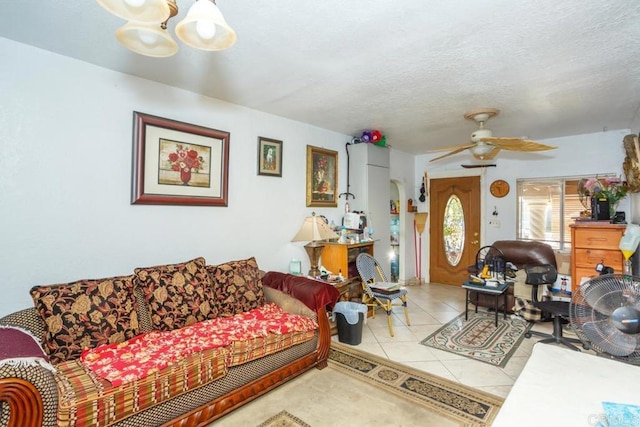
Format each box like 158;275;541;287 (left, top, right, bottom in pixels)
489;219;500;228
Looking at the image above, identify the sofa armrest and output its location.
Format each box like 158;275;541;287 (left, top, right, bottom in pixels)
0;327;58;427
264;287;316;319
261;271;340;312
261;272;338;369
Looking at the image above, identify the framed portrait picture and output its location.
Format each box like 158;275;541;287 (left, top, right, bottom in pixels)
257;137;283;177
131;111;230;206
306;145;338;207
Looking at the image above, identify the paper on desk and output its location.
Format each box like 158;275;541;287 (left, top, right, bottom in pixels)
601;401;640;427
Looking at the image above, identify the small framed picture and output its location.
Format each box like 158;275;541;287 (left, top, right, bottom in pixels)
257;137;283;177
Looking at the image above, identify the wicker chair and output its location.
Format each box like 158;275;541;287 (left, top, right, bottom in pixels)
355;253;410;337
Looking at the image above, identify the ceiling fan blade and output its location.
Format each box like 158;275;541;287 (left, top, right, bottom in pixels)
426;143;475;153
429;145;474;162
472;146;501;160
480;137;557;152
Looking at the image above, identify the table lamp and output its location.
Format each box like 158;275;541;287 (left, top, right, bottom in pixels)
292;212;339;277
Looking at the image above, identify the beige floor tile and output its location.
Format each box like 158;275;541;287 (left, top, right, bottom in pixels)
441;359;515;387
332;282;579;398
402;360;458;382
379;340;440;363
476;385;513;399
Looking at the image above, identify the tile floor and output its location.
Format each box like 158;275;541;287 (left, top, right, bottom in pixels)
332;282;560;398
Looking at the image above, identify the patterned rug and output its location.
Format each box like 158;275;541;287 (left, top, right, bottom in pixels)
256;410;310;427
328;342;503;426
420;311;532;367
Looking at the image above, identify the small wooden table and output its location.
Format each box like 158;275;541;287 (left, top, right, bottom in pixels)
462;281;510;326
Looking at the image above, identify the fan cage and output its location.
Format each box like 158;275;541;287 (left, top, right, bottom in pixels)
570;274;640;364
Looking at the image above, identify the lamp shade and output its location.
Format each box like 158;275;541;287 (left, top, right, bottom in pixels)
175;0;237;51
96;0;170;24
292;213;339;242
116;22;178;57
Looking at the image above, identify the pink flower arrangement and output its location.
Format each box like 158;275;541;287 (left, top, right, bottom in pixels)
579;176;628;206
168;144;202;173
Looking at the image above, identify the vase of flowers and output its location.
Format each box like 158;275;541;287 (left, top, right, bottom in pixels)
168;144;203;186
578;176;628;218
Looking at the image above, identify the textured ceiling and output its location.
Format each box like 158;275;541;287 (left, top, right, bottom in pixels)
2;1;640;155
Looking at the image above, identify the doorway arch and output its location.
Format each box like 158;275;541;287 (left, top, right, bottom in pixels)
391;179;406;281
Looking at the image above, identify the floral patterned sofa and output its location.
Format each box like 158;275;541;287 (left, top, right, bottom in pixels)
0;257;339;427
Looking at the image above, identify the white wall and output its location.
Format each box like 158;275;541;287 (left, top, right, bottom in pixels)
390;149;417;280
415;129;631;281
1;38;390;317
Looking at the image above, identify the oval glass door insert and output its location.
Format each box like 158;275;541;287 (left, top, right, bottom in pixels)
443;195;464;266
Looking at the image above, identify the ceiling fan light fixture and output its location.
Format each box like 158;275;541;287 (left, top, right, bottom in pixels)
116;21;178;57
97;0;171;23
470;143;494;157
175;0;237;51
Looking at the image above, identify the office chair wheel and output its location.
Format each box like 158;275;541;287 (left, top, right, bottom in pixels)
525;331;532;339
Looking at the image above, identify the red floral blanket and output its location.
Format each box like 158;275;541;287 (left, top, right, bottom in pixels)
81;303;318;386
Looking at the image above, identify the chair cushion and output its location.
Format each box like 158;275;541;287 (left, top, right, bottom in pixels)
30;275;139;364
206;257;265;317
134;257;217;331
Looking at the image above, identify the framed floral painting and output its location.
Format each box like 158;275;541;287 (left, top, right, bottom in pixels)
131;111;230;206
257;137;283;177
306;145;338;207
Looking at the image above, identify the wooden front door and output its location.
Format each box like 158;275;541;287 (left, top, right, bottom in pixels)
429;176;481;286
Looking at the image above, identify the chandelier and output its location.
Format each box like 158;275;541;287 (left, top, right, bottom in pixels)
96;0;236;58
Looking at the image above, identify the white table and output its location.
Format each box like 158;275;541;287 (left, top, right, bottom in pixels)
493;344;640;426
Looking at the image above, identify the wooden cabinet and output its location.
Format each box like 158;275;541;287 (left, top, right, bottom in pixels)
321;241;374;279
570;222;625;292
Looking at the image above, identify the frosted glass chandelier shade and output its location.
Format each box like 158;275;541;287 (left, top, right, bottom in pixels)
115;22;178;57
175;0;237;51
96;0;170;23
97;0;235;57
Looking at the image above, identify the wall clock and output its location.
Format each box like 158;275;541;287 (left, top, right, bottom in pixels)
490;179;510;198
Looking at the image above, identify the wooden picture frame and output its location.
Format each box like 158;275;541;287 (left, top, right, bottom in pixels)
257;137;283;177
306;145;338;207
131;111;230;206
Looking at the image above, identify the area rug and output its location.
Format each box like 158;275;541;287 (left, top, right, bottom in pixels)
420;311;532;368
256;410;310;427
214;342;503;427
328;342;503;426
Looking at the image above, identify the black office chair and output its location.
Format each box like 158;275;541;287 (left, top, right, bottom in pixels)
523;264;581;351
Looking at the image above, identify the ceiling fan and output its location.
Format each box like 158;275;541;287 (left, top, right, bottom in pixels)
428;108;557;163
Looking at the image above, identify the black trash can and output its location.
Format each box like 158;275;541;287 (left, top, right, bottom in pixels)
333;302;367;345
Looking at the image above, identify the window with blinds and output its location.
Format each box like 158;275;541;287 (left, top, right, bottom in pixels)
516;178;585;250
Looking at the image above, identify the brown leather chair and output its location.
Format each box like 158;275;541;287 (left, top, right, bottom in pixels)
467;240;557;313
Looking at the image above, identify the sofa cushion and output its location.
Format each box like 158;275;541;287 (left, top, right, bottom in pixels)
30;275;139;364
55;346;228;427
206;257;265;316
134;257;217;332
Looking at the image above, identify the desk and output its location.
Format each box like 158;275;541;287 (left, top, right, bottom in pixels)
462;281;510;326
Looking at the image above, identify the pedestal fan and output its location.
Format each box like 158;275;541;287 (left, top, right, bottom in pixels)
570;274;640;364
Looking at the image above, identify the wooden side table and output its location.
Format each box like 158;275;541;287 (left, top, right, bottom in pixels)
462;281;510;326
